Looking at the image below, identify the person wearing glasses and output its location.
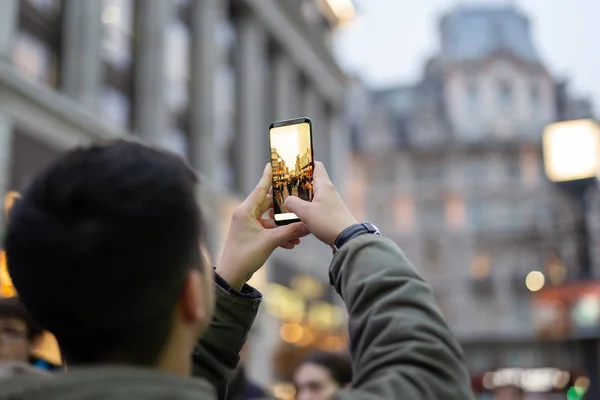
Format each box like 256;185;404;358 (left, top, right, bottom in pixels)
0;296;50;378
0;296;42;364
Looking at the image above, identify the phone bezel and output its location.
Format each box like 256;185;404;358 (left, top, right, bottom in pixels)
269;117;315;226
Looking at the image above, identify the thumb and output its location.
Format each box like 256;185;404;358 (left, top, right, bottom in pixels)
284;196;309;218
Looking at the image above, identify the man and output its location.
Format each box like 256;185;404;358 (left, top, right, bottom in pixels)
225;342;269;400
0;296;42;364
1;140;473;399
294;351;352;400
0;296;52;378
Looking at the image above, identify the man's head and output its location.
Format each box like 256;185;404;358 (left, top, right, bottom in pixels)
493;385;524;400
294;351;353;400
5;140;214;372
0;297;43;362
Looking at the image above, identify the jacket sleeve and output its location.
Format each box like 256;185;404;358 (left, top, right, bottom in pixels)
192;271;262;399
331;235;474;400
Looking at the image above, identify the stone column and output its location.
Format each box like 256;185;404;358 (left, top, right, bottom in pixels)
134;0;171;145
0;0;18;58
61;0;103;108
272;52;299;120
189;0;227;182
233;12;268;195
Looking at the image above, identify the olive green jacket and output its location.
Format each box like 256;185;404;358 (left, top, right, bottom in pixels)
331;235;473;399
0;235;473;399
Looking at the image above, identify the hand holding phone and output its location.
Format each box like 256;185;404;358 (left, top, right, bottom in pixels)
269;117;315;225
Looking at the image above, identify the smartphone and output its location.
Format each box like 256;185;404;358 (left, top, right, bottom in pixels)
269;117;315;225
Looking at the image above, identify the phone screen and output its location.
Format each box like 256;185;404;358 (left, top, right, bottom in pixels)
269;118;314;224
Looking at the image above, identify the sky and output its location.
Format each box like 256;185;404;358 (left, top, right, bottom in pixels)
334;0;600;115
271;124;311;168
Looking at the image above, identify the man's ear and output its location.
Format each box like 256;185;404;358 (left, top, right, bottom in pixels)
179;269;207;323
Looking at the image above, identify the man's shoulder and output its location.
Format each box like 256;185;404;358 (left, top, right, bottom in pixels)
0;366;217;400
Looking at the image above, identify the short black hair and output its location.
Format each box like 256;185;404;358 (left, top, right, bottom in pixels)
301;351;353;386
0;296;43;340
5;140;204;366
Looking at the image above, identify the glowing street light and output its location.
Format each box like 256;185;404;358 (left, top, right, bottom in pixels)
320;0;357;27
525;271;545;292
543;119;600;183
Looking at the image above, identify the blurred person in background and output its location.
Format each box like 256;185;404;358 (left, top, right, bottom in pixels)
294;351;352;400
493;385;524;400
0;296;49;378
226;341;269;400
0;296;42;363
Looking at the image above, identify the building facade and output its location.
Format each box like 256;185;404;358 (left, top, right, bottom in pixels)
0;0;354;391
348;6;595;398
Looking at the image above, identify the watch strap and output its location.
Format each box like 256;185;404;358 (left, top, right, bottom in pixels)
332;222;380;254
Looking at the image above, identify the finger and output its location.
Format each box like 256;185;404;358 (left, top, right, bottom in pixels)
268;222;309;245
268;186;273;196
243;164;272;210
279;242;296;250
258;194;273;217
268;209;274;219
284;196;309;219
312;161;332;189
260;218;277;229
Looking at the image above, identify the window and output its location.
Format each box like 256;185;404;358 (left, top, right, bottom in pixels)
514;298;531;325
423;238;441;272
101;0;135;128
466;80;478;110
381;159;395;183
498;80;512;113
163;128;189;161
394;194;414;231
165;3;192;158
445;193;466;229
414;161;443;183
530;83;540;108
506;151;521;181
217;19;238;191
13;0;62;87
470;253;491;280
100;87;130;128
418;201;445;230
166;20;191;111
468;201;487;231
101;0;133;70
464;157;485;184
12;32;53;83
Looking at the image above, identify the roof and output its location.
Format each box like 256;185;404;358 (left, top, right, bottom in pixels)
439;6;540;64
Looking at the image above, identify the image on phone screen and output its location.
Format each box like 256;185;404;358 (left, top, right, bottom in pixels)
269;117;314;225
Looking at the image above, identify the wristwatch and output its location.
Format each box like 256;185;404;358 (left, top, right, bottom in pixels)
331;222;381;254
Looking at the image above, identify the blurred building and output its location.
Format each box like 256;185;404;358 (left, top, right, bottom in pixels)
0;0;355;390
348;5;595;398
